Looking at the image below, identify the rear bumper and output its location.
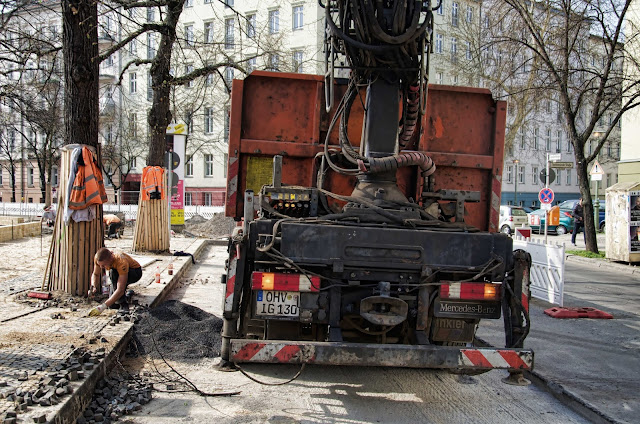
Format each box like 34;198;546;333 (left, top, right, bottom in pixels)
230;340;533;370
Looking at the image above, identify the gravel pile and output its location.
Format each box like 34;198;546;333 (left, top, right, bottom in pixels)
184;214;235;238
132;300;223;360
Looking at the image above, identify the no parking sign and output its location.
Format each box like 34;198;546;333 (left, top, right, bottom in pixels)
539;187;554;205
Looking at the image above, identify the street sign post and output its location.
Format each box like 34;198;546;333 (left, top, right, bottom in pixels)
539;187;555;205
590;160;605;224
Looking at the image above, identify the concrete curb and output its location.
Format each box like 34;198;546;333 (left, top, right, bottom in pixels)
565;254;640;275
525;370;623;424
49;238;214;424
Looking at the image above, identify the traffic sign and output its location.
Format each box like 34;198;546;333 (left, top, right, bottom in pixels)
540;169;556;185
549;153;562;161
550;161;574;169
590;160;604;175
539;187;555;204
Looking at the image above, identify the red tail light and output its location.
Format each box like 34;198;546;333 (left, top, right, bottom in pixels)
508;216;513;221
440;282;501;301
252;272;320;292
563;211;572;217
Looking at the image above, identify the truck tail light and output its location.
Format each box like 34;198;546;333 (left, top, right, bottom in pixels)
440;282;501;301
251;272;320;293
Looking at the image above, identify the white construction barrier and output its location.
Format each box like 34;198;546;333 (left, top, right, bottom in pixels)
513;236;565;306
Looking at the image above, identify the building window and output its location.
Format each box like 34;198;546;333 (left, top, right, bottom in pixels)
437;0;444;15
28;168;34;187
607;142;612;157
224;106;230;141
206;71;214;86
465;41;472;60
293;51;303;73
450;37;457;62
185;192;193;206
128;40;136;56
204;192;213;206
204;107;214;134
555;170;562;185
436;71;443;84
247;14;256;38
52;167;58;186
532;166;538;184
130;157;137;169
205;154;214;177
269;10;280;34
293;5;303;30
185;64;194;88
224;67;234;86
204;22;214;43
129;113;137;137
225;0;233;7
225;18;234;49
466;6;473;23
185;25;194;46
147;7;155;22
185;156;193;177
533;128;539;150
518;165;525;184
545;129;551;151
566;170;572;185
185;0;193;7
555;130;562;152
147;33;155;59
452;2;459;27
246;57;257;73
506;165;513;183
269;54;280;71
129;72;137;93
606;173;611;187
147;73;153;101
104;124;113;143
435;33;443;53
519;128;526;149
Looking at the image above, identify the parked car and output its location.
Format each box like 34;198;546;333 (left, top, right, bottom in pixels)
557;199;606;231
528;208;575;235
499;205;529;235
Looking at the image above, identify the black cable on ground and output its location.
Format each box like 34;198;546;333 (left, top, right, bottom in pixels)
234;362;306;386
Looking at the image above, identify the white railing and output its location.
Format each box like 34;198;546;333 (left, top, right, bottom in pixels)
0;202;224;222
513;236;566;306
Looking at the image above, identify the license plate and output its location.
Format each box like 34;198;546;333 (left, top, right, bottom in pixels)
255;290;299;317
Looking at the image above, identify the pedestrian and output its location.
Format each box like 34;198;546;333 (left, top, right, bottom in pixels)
103;214;124;239
571;198;585;246
88;247;142;316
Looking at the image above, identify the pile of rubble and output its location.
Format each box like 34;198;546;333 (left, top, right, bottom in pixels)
78;373;152;424
183;214;235;238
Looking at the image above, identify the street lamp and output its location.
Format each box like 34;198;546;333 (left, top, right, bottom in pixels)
513;159;520;206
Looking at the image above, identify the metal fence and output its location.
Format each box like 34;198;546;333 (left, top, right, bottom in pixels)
0;202;224;222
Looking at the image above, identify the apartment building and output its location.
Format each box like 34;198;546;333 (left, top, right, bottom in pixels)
0;0;622;209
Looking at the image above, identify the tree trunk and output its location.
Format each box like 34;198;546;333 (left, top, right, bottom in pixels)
574;143;598;253
45;0;103;295
134;1;183;251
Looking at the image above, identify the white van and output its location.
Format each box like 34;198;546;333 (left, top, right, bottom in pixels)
499;205;529;235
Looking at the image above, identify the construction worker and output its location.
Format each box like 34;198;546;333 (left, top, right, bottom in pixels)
88;247;142;316
103;214;123;239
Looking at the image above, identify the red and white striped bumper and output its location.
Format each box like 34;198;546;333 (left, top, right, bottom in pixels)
230;340;533;370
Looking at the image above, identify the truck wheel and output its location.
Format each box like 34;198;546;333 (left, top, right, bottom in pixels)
556;225;567;235
501;225;511;235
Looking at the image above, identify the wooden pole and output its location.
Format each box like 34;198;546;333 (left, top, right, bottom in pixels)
46;145;104;295
133;169;170;252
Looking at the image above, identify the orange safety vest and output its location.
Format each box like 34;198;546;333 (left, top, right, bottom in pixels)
69;147;108;210
141;166;166;201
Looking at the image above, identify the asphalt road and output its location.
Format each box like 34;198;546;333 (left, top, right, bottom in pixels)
123;245;590;424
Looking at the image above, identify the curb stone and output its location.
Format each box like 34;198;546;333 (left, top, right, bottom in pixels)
565;254;640;276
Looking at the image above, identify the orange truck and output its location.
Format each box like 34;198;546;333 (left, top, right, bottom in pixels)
219;71;533;375
219;0;532;377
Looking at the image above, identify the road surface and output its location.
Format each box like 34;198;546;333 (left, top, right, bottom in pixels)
123;245;590;424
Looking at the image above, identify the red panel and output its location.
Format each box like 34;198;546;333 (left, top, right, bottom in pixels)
225;73;506;233
544;307;613;319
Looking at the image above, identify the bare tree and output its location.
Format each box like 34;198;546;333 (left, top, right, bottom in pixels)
472;0;639;253
0;121;21;202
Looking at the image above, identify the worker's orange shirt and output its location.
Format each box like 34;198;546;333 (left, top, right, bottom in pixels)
94;251;141;277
